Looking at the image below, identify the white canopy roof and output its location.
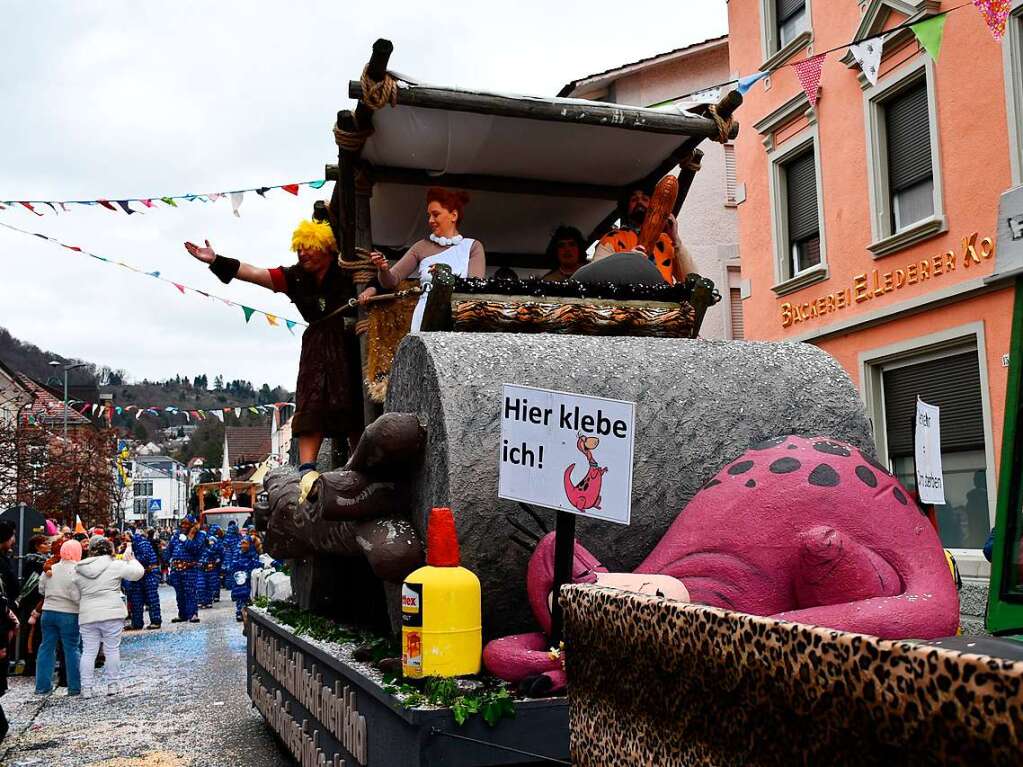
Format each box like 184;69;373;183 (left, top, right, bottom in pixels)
356;83;715;259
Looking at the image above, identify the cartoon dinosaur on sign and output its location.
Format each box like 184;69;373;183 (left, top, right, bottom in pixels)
563;435;608;512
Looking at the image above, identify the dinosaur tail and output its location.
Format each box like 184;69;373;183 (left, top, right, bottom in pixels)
564;464;577;501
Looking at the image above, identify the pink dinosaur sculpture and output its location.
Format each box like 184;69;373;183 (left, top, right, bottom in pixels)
563;435;608;512
483;435;960;696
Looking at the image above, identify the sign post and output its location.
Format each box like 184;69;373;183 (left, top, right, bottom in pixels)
498;384;636;645
915;398;946;506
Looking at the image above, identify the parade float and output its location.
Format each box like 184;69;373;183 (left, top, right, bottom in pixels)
242;39;1005;767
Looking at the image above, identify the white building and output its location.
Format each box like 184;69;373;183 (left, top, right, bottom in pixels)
121;455;188;527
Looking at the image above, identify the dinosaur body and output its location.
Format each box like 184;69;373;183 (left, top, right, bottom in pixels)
563;436;608;512
483;435;960;694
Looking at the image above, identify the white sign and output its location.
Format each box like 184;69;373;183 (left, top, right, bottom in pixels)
498;384;635;525
915;398;945;505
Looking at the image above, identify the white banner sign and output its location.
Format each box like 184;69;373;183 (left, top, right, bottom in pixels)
915;398;945;505
498;384;635;525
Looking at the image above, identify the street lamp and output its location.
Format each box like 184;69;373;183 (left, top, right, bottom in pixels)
48;361;88;443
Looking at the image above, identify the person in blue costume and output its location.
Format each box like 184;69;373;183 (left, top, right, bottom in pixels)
221;521;241;591
168;517;207;623
230;537;261;622
199;526;224;609
126;527;162;630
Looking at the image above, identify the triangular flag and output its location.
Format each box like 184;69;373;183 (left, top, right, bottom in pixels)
266;313;279;326
249;407;260;415
849;36;884;86
91;404;99;416
197;290;209;297
19;202;43;216
64;244;82;252
116;200;135;215
737;71;769;95
172;282;186;294
231;191;244;217
147;270;161;278
911;14;947;60
160;196;178;207
234;407;242;418
285;320;297;334
43;202;59;215
212;409;224;422
140;199;154;208
207;192;222;202
184;194;200;202
793;53;826;105
241;305;256;322
183;411;191;421
308;180;327;189
97;199;117;211
256;187;270;197
972;0;1011;41
281;184;300;196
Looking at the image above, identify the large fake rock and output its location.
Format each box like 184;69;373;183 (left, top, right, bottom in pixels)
386;333;876;638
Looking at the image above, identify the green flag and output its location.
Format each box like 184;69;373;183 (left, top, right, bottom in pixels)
160;196;178;207
241;305;256;322
911;13;946;60
308;180;327;189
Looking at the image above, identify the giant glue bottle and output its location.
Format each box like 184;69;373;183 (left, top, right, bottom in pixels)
401;507;482;678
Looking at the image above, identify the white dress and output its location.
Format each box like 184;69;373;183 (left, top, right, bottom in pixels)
409;238;475;333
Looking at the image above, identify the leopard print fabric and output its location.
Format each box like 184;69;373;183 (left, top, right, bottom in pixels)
562;585;1023;767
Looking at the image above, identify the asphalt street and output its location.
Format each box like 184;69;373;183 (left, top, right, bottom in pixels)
0;584;293;767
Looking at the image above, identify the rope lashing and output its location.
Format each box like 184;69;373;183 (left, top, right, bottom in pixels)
333;123;374;152
679;152;703;173
707;103;737;144
360;66;399;111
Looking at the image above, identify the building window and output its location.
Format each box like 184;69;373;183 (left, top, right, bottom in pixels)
1006;2;1023;184
865;58;945;257
723;144;738;206
761;0;813;70
777;0;807;47
881;349;989;550
133;480;153;497
783;148;821;277
133;499;148;516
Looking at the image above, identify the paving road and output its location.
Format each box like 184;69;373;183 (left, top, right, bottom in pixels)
0;584;293;767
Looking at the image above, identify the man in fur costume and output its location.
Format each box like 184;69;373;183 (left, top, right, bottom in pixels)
185;219;375;501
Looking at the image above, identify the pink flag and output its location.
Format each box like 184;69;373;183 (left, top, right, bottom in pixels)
172;282;186;294
140;199;155;208
793;53;826;105
973;0;1011;40
281;184;300;196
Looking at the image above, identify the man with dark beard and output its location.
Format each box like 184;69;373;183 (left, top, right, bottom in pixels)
594;187;696;283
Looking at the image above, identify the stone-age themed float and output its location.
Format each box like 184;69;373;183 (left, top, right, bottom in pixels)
244;40;1013;767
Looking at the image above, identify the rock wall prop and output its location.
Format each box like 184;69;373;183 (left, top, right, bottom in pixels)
386;333;876;637
562;585;1023;767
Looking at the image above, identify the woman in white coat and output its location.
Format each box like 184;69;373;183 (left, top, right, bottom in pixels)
73;536;144;697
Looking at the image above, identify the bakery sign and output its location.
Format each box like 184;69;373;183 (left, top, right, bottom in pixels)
780;231;995;329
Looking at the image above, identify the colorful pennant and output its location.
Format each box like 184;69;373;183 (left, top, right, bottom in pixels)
848;37;884;86
737;71;769;95
1;179;329;216
793;54;826;106
912;14;947;60
0;220;306;331
973;0;1012;40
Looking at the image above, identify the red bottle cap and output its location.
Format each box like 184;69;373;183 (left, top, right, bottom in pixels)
426;507;461;567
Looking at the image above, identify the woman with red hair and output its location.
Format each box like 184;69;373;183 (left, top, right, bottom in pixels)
370;187;485;332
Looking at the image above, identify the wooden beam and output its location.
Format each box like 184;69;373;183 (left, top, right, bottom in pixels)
348;81;728;138
354;39;394;132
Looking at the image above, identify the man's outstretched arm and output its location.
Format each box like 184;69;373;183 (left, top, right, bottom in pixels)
184;240;274;290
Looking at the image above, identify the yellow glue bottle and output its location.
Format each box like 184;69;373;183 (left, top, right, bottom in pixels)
401;507;482;678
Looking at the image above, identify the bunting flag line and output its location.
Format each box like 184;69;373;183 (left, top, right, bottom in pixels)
57;399;295;426
973;0;1011;40
0;220;307;331
912;13;948;60
0;179;329;216
793;53;826;106
848;37;884;86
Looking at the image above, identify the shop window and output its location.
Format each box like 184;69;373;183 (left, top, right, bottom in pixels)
865;59;945;257
760;0;813;70
881;350;990;550
783;149;821;278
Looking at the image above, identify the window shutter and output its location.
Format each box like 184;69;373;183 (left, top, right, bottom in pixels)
777;0;805;24
886;81;932;193
729;288;745;340
882;351;985;457
724;144;737;204
786;150;819;243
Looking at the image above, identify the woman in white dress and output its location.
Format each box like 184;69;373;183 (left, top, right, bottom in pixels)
369;187;486;332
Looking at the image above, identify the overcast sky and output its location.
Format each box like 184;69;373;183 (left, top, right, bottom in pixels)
0;1;727;391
